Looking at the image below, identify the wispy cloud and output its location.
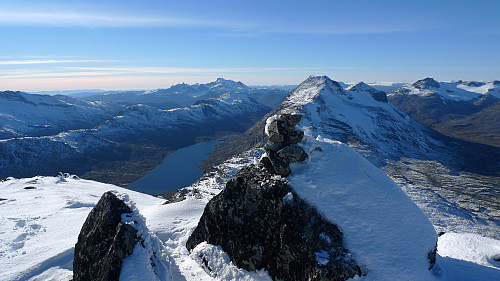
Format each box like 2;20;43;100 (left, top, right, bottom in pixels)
0;10;432;34
0;11;225;28
0;66;322;79
0;59;111;65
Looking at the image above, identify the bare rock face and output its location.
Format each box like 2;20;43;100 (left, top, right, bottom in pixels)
73;192;138;281
187;165;361;281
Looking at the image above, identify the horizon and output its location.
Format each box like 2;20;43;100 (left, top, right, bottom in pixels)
1;0;499;91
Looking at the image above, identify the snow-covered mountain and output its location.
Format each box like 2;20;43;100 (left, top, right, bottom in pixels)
0;91;125;140
209;75;500;239
94;92;270;146
82;78;289;109
0;90;273;187
388;78;500;147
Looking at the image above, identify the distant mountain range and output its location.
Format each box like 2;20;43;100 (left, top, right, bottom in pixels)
75;78;289;110
0;79;287;186
388;78;500;147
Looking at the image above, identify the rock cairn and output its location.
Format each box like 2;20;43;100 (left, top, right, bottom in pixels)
260;113;308;177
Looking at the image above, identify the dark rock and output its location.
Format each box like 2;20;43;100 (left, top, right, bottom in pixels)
280;114;303;126
264;140;285;152
0;198;6;201
260;156;275;173
267;120;285;143
73;191;138;281
412;78;441;89
276;145;308;163
370;90;388;103
283;129;304;144
269;156;291;177
23;186;37;190
187;165;361;281
427;244;437;270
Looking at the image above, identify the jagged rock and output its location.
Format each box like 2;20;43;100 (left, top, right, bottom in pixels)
283;129;304;144
280;114;303;126
73;191;138;281
269;155;292;177
267;120;285;143
187;165;361;281
264;140;285;152
276;145;308;163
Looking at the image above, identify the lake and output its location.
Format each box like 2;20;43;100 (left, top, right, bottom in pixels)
127;140;219;195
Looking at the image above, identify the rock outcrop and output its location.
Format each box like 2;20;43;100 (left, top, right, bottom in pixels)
187;165;362;281
261;114;307;176
73;191;138;281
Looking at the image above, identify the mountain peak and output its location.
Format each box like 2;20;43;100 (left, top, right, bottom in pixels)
412;78;440;89
346;82;373;92
347;82;388;103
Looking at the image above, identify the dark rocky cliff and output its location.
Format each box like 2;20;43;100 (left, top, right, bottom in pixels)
73;192;138;281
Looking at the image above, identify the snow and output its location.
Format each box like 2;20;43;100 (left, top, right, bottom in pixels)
0;150;271;281
1;146;499;280
437;233;500;270
390;80;500;101
288;134;438;280
264;115;281;136
0;175;162;281
434;233;500;281
190;242;272;281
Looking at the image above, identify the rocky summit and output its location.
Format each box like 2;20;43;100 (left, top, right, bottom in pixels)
186;164;362;281
73;192;138;281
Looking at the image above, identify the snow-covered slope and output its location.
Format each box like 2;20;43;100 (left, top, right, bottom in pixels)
0;91;124;139
279;75;448;165
387;78;500;148
94;92;269;144
389;78;500;101
1;148;499;280
0;89;272;184
82;78;288;109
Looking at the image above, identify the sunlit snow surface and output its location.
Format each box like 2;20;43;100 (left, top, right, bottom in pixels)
288;135;437;280
1;148;499;280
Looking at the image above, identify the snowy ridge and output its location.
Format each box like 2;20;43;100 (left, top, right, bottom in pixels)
388;78;500;101
95;92;267;140
278;75;447;165
289;135;438;280
0;91;124;140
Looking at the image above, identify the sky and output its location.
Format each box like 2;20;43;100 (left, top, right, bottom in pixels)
0;0;499;91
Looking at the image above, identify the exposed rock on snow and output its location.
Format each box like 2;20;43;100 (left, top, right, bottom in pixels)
187;164;361;281
346;82;388;103
73;192;138;281
261;114;307;176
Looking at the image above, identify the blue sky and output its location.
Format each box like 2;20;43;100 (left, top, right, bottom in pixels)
0;0;499;91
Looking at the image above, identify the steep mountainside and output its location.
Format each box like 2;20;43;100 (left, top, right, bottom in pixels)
388;78;500;147
0;91;272;187
204;75;500;239
0;91;125;139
